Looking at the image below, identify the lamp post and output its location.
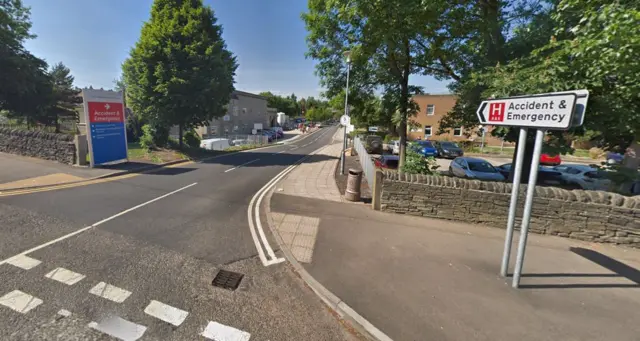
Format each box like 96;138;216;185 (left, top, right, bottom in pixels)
339;50;352;175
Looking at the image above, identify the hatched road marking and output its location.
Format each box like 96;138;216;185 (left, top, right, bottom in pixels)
89;282;132;303
45;267;86;285
202;321;251;341
88;316;147;341
0;290;43;314
144;300;189;326
6;254;41;270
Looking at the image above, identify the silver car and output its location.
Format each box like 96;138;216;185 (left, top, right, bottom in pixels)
449;157;505;181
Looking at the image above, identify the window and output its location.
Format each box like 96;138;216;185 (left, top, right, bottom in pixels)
233;106;239;116
424;125;432;136
453;127;463;136
426;104;435;116
410;127;420;132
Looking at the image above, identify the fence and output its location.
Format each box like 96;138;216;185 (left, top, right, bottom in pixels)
353;136;376;186
225;134;270;146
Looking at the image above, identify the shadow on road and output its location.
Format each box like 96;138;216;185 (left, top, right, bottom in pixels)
514;247;640;289
197;150;337;168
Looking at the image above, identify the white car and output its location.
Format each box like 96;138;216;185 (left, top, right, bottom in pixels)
552;164;611;191
200;138;231;151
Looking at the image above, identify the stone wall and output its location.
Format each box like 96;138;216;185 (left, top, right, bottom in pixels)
0;128;76;164
381;171;640;247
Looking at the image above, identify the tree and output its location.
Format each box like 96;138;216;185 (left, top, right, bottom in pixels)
303;0;447;167
123;0;237;148
475;0;640;171
259;91;299;116
47;62;81;132
0;0;53;125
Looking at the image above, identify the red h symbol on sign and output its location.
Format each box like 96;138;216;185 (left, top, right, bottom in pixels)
488;102;505;122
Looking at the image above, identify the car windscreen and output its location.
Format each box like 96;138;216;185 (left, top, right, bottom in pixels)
440;142;459;148
417;141;434;148
468;161;497;173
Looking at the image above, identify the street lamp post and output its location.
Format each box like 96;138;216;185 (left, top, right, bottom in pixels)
340;51;352;175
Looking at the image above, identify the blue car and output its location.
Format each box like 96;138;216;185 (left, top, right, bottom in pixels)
411;141;439;158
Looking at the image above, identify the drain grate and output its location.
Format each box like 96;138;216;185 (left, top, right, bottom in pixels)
212;270;244;291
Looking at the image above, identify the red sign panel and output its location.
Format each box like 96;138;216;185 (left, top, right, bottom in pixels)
488;102;506;122
88;102;124;123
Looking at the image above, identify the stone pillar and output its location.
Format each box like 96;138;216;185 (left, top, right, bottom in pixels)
371;170;384;210
75;135;88;166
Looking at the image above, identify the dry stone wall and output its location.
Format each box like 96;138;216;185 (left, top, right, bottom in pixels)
0;128;76;164
381;171;640;247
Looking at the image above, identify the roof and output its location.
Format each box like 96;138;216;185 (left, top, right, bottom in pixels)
457;156;490;163
233;90;266;100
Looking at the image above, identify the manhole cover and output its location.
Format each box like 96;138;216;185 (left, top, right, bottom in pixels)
212;270;244;291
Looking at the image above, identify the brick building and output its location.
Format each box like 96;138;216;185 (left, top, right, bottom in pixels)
409;94;507;147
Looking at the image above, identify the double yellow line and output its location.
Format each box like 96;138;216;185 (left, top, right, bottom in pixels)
0;161;193;198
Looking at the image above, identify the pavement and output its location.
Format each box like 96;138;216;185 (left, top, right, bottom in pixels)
0;125;362;340
267;137;640;341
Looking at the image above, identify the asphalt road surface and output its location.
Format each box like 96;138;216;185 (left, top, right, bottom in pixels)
0;126;359;341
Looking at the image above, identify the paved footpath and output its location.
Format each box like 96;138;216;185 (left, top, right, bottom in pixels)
267;138;640;341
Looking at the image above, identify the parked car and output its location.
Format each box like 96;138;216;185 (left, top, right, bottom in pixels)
410;140;439;158
496;163;564;186
449;157;505;181
365;135;384;154
374;155;400;169
200;138;231;151
433;141;464;159
260;130;274;142
540;153;562;166
552;164;611;190
383;140;400;155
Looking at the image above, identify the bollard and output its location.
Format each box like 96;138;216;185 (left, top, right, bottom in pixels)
345;169;363;202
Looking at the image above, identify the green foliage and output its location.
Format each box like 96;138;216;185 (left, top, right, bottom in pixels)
401;148;440;175
47;62;82;131
123;0;237;147
183;130;200;148
139;124;155;151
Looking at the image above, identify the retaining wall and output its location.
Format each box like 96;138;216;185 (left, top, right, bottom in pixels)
0;128;76;164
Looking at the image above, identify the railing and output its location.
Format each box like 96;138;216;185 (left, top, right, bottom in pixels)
225;134;270;146
353;136;376;186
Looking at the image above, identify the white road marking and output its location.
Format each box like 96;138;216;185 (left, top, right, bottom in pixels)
57;309;72;317
0;290;43;313
6;254;41;270
144;300;189;326
45;267;85;285
0;183;198;267
89;282;132;303
202;321;251;341
224;159;260;173
248;143;332;266
88;316;147;341
277;150;286;154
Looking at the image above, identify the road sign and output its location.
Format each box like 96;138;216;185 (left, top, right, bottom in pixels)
82;89;128;167
476;92;578;130
368;126;379;132
340;115;350;126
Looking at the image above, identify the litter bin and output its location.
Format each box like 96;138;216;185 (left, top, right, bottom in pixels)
345;169;363;202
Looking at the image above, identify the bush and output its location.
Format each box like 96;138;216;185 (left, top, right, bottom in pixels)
588;147;605;159
183;130;200;148
152;125;169;147
401;148;440;175
139;124;155;151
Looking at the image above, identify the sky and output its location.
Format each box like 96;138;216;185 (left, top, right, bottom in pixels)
23;0;449;99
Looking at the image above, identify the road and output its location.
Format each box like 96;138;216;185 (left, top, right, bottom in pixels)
0;126;359;341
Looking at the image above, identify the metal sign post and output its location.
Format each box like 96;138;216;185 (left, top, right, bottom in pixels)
477;89;588;288
500;127;527;277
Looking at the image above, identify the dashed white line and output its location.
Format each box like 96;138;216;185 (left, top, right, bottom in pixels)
6;255;41;270
144;300;189;326
276;150;286;154
57;309;72;317
88;316;147;341
0;290;43;313
45;267;85;285
89;282;132;303
0;182;198;267
224;159;260;173
202;321;251;341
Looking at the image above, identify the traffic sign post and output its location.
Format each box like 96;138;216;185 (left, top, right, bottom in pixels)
477;90;588;288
